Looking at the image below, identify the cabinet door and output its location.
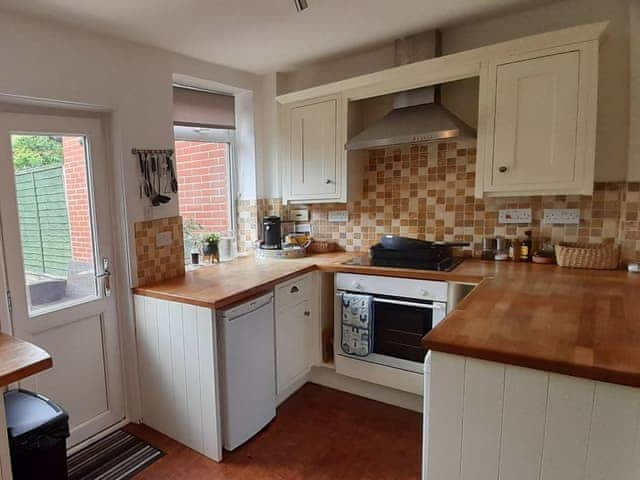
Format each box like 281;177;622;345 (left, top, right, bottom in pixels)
290;99;338;197
276;300;311;396
491;51;580;188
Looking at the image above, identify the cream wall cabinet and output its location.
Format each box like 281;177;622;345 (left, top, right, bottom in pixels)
281;95;356;203
276;24;605;201
478;42;599;196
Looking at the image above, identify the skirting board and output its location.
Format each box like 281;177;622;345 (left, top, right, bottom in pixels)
309;366;423;413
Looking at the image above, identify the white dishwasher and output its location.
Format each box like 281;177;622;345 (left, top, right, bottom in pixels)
217;292;276;451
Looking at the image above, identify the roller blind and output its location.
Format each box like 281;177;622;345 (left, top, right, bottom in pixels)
173;87;235;129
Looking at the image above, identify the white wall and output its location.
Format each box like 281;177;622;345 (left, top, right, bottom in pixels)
629;0;640;181
279;44;396;95
256;72;280;199
0;8;264;422
274;0;633;183
0;9;263;280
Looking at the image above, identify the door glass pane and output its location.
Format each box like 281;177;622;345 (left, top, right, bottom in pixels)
11;134;97;315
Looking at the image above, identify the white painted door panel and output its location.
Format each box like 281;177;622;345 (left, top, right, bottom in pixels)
290;99;338;197
426;353;465;480
276;300;311;396
0;113;124;446
499;366;548;480
540;374;595;480
492;51;580;187
460;360;504;480
584;382;640;480
134;295;222;462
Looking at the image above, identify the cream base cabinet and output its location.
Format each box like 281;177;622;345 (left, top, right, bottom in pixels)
134;295;223;462
478;41;599;197
425;352;640;480
275;274;313;403
280;94;348;203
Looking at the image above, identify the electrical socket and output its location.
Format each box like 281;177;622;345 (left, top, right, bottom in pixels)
328;210;349;223
156;231;172;247
543;208;580;224
498;208;532;224
290;209;309;221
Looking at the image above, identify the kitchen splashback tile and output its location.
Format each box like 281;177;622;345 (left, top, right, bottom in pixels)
134;215;185;286
258;141;639;265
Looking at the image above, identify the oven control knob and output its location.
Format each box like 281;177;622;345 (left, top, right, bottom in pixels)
420;289;430;297
352;282;362;290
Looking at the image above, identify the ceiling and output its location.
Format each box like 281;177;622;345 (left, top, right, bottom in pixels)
0;0;548;74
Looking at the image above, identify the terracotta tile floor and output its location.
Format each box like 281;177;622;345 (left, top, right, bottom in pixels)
126;383;423;479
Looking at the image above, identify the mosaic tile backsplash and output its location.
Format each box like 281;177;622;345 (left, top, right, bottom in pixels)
134;215;185;286
258;141;640;264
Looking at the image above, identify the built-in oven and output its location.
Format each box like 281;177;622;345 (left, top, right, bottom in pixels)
334;274;448;391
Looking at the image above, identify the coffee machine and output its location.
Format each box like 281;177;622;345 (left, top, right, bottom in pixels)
262;216;282;250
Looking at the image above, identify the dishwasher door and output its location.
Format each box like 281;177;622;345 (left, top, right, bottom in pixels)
217;292;276;451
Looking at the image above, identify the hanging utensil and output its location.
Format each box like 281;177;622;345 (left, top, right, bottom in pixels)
137;151;145;199
152;153;171;205
148;153;160;206
166;152;178;193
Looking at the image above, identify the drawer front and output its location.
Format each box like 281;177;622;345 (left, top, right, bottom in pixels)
335;273;448;302
275;273;312;309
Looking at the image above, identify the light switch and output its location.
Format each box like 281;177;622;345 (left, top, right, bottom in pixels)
156;231;172;247
543;209;580;224
498;208;532;224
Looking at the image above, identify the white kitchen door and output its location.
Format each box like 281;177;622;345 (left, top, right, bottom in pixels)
0;112;124;446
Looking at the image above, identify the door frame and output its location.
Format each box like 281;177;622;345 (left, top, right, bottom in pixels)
0;111;128;445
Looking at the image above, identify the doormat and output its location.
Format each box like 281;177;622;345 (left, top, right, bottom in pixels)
67;429;164;480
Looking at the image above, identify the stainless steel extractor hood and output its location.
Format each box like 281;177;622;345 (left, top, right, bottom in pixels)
345;30;476;151
345;87;475;150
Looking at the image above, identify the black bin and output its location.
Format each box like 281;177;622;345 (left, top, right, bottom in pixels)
4;389;70;480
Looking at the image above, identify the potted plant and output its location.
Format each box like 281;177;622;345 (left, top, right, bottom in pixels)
203;233;220;261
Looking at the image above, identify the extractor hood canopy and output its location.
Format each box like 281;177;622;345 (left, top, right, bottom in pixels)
345;31;476;151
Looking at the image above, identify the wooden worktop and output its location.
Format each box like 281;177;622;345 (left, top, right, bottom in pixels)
423;263;640;387
0;333;52;387
134;253;640;388
133;253;496;309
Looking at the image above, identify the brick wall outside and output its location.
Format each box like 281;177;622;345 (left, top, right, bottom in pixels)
175;141;230;234
62;136;93;264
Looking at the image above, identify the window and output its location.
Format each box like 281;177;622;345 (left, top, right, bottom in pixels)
173;126;235;258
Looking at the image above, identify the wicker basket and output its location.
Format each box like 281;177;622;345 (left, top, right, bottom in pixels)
554;243;620;270
308;240;337;254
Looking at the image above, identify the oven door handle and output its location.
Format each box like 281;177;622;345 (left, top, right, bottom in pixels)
372;297;442;310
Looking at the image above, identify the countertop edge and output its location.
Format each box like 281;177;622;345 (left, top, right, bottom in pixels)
134;264;320;310
423;338;640;388
0;334;53;387
1;357;53;387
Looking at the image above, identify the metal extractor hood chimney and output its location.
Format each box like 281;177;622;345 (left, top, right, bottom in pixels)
345;31;475;151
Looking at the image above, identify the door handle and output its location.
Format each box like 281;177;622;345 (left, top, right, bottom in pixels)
96;257;112;297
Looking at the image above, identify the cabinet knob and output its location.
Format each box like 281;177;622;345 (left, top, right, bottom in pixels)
325;179;333;184
290;285;299;293
304;311;311;317
498;166;508;173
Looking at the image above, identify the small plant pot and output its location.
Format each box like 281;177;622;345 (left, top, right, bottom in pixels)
203;242;218;256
